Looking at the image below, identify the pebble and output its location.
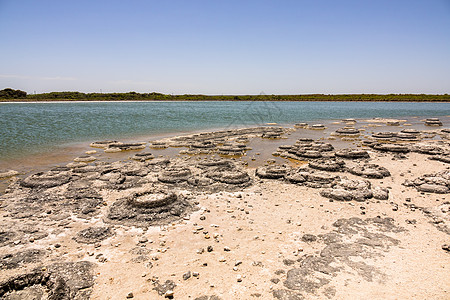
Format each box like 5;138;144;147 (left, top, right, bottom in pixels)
164;290;174;298
224;246;231;251
219;257;226;262
207;246;214;252
193;272;200;277
183;271;191;280
138;236;148;243
126;292;134;298
237;275;242;282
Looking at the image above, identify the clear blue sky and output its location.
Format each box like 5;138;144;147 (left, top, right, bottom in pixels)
1;0;449;94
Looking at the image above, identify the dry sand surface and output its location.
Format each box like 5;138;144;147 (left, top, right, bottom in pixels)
0;120;449;299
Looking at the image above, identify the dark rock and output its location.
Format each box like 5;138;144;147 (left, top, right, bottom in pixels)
335;149;370;159
334;127;360;135
132;152;155;161
20;171;72;189
182;271;191;280
73;227;114;244
271;278;281;284
256;164;291;179
348;164;391;179
107;187;194;227
0;261;95;299
0;249;46;269
301;234;317;242
194;296;222;300
273;289;304;300
152;280;176;296
158;166;191;183
206;167;251;185
370;143;410;153
309;159;345;172
372;132;396;139
417;183;449;194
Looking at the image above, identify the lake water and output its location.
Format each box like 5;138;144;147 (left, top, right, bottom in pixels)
1;101;449;164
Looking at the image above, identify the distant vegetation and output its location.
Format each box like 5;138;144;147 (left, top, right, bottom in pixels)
0;88;27;99
1;88;449;102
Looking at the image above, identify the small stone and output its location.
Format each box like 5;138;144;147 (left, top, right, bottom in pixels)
54;243;61;248
183;271;191;280
235;260;242;266
200;216;206;220
442;244;450;252
237;275;242;282
219;257;226;262
207;245;213;252
224;246;231;251
164;290;174;298
193;272;199;277
126;292;134;298
197;248;205;254
138;236;148;243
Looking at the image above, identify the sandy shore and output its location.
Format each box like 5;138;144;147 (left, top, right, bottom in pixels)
0;119;449;299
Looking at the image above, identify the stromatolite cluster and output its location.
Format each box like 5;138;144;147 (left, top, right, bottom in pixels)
403;169;450;194
347;163;391;179
107;187;193;226
0;261;95;299
320;178;388;201
274;139;335;160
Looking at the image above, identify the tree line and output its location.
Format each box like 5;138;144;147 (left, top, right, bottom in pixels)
1;88;449;102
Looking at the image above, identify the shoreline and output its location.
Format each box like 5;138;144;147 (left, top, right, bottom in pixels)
2;99;450;103
1;114;449;171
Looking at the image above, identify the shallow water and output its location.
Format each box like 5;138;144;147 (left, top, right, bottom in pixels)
0;101;449;167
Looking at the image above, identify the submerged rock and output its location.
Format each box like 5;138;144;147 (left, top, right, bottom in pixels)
425;118;442;126
132;152;155;161
334;127;360;136
73;155;96;162
0;170;19;179
90;140;120;148
105;142;146;152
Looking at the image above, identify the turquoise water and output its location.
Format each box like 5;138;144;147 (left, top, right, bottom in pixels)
1;101;449;161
